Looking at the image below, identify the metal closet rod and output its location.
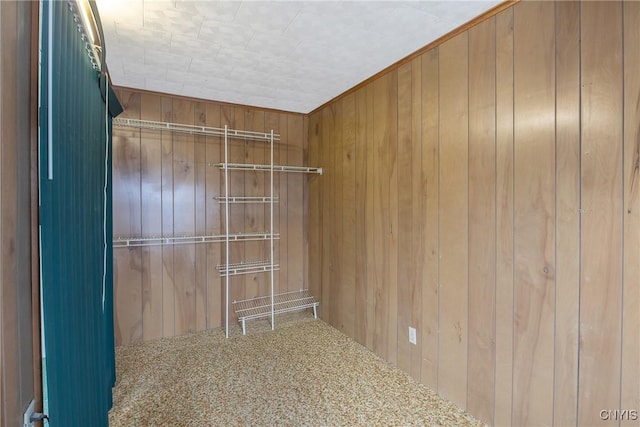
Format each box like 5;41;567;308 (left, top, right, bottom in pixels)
113;117;281;141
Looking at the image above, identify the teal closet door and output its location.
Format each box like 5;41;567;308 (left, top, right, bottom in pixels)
39;1;117;425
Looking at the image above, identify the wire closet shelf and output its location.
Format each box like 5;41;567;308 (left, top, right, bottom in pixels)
233;289;319;336
113;117;280;141
111;118;322;249
112;118;321;337
217;125;319;337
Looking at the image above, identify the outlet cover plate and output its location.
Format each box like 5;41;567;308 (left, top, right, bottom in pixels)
408;326;417;345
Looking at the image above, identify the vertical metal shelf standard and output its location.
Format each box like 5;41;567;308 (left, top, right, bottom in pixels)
221;126;277;338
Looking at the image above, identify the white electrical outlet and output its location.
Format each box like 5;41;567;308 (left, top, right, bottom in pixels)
408;326;417;345
23;399;35;427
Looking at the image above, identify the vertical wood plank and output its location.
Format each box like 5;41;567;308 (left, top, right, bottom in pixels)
321;105;334;321
0;7;6;421
1;4;21;418
437;33;469;408
4;0;41;415
579;2;624;425
621;2;640;423
409;57;423;382
354;87;368;346
396;62;414;374
113;90;142;345
172;99;196;335
553;2;580;425
513;2;556;425
420;48;439;390
194;102;207;331
342;94;356;339
160;96;175;337
467;17;496;425
331;101;344;330
387;70;399;367
372;75;392;361
288;114;305;291
205;103;222;329
494;8;514;425
365;82;376;350
139;93;163;341
307;112;322;309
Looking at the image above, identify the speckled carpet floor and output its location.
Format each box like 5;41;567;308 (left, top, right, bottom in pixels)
109;313;484;427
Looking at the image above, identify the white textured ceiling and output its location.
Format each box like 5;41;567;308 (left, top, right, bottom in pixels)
96;0;501;113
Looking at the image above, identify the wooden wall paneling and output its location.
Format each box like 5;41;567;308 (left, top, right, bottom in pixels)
265;112;282;294
553;2;580;425
365;83;375;349
324;103;337;321
408;56;423;382
113;90;143;346
467;17;496;425
579;2;624;425
194;102;207;331
341;94;356;339
243;109;266;301
493;8;514;425
307;112;321;310
223;106;244;318
420;48;439;390
354;87;368;346
4;2;37;414
437;33;469;408
396;62;414;375
372;75;392;361
0;3;5;415
139;93;163;341
513;2;556;425
288;114;305;291
113;89;312;340
2;3;14;420
30;0;41;415
320;106;334;321
205;103;222;329
622;1;640;422
331;101;344;330
387;71;399;367
172;99;196;335
317;108;329;317
0;5;4;421
160;96;175;337
1;2;20;419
